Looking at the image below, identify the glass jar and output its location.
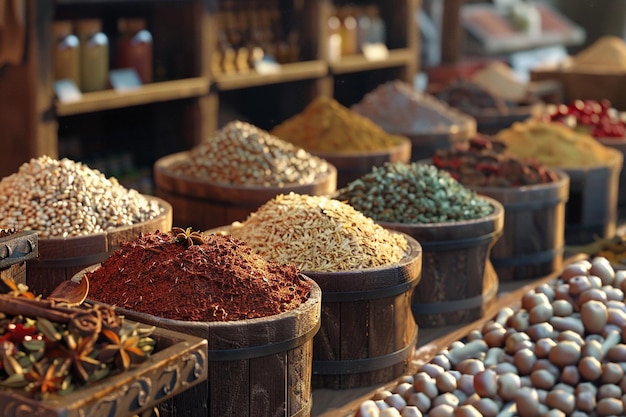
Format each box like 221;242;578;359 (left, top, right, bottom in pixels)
51;21;81;86
116;18;153;83
75;19;109;92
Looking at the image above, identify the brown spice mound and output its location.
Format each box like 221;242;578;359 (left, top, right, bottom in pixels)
86;231;311;322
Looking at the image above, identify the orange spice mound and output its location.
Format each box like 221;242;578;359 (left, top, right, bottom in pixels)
86;231;311;322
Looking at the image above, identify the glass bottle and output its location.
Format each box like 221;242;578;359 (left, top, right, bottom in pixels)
116;18;153;83
51;20;81;86
75;19;109;92
340;8;358;56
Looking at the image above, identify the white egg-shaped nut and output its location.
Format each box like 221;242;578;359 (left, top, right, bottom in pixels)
432;392;460;409
529;368;556;390
531;358;561;379
457;374;475;396
602;332;624;358
581;338;603;360
549;316;585;335
567;275;593;295
400;405;422;417
419;363;445;378
590;256;616;285
508;310;530;331
528;303;554;325
379;408;402;417
514;386;541;417
551;299;574;317
577;355;602;381
496;372;520;401
522;291;551;311
587;274;603;289
525;322;555;341
470;397;500;417
607;307;626;327
504;332;532;354
446;339;488;365
548;340;582;367
427;403;455;417
384;393;407;410
392;382;414;398
600;362;624;384
545;389;575;415
494;307;515;326
534;338;557;358
431;354;452;371
602;285;624;302
534;283;555;302
357;400;380;417
435;372;457;393
483;347;505;368
596;397;624;416
483;326;506;347
455;358;485;375
453;389;467;405
413;374;438;400
375;400;390;410
606;299;626;312
398;375;415;385
560;365;580;386
561;260;591;282
513;348;536;375
466;329;483;342
578;287;608;305
473;369;498;398
575;389;596;412
554;284;575;305
615;269;626;288
556;329;585;346
492;362;519;376
454;404;482;417
597;383;622;399
406;391;431;412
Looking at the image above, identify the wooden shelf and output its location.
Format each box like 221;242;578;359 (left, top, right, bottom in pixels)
329;48;415;75
213;60;328;91
55;77;210;116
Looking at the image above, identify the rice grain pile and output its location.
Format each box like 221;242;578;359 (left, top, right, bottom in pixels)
227;192;408;272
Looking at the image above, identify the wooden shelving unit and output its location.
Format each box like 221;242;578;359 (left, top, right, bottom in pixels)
0;0;420;182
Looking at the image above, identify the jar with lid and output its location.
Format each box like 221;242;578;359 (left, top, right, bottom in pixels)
116;18;153;83
75;19;109;92
339;7;358;56
51;20;81;86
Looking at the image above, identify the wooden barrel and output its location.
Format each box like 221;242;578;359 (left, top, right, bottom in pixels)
306;233;422;390
475;168;570;281
400;119;476;163
154;152;338;230
472;103;544;135
561;147;623;245
312;137;411;189
26;196;172;298
597;136;626;207
378;197;504;328
83;272;321;417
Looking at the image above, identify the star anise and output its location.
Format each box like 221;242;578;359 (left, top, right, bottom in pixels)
47;332;100;383
24;358;70;398
171;227;205;247
98;328;147;371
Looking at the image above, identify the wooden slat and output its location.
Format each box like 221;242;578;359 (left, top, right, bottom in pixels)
328;48;415;75
214;60;328;91
55;77;210;116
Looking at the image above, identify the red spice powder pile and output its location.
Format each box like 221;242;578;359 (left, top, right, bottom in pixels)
86;231;311;322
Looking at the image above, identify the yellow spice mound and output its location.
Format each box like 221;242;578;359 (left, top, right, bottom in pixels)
271;96;407;153
496;120;616;168
571;36;626;72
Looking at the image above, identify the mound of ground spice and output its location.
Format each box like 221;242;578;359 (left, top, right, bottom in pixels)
86;231;311;322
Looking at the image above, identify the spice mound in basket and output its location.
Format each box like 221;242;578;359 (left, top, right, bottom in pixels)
336;162;494;224
353;256;626;416
224;192;409;272
166;120;332;186
270;96;408;154
432;134;559;188
85;228;312;322
0;155;163;238
0;279;155;399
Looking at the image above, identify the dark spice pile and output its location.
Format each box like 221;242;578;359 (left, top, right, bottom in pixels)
86;230;311;322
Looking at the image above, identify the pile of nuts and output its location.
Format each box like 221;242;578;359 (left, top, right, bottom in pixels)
336;162;494;224
0;156;163;238
170;120;331;187
355;256;626;417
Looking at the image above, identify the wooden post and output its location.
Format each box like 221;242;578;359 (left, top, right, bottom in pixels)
440;0;465;64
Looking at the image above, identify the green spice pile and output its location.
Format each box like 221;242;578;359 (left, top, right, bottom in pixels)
0;156;163;238
336;162;494;224
433;135;559;187
271;96;408;153
0;280;155;399
228;193;408;272
87;230;311;322
170;120;330;187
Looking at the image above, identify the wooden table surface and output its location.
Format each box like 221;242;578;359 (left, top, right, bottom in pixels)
310;255;586;416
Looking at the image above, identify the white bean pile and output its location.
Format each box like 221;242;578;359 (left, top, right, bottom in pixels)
356;257;626;417
0;156;163;238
